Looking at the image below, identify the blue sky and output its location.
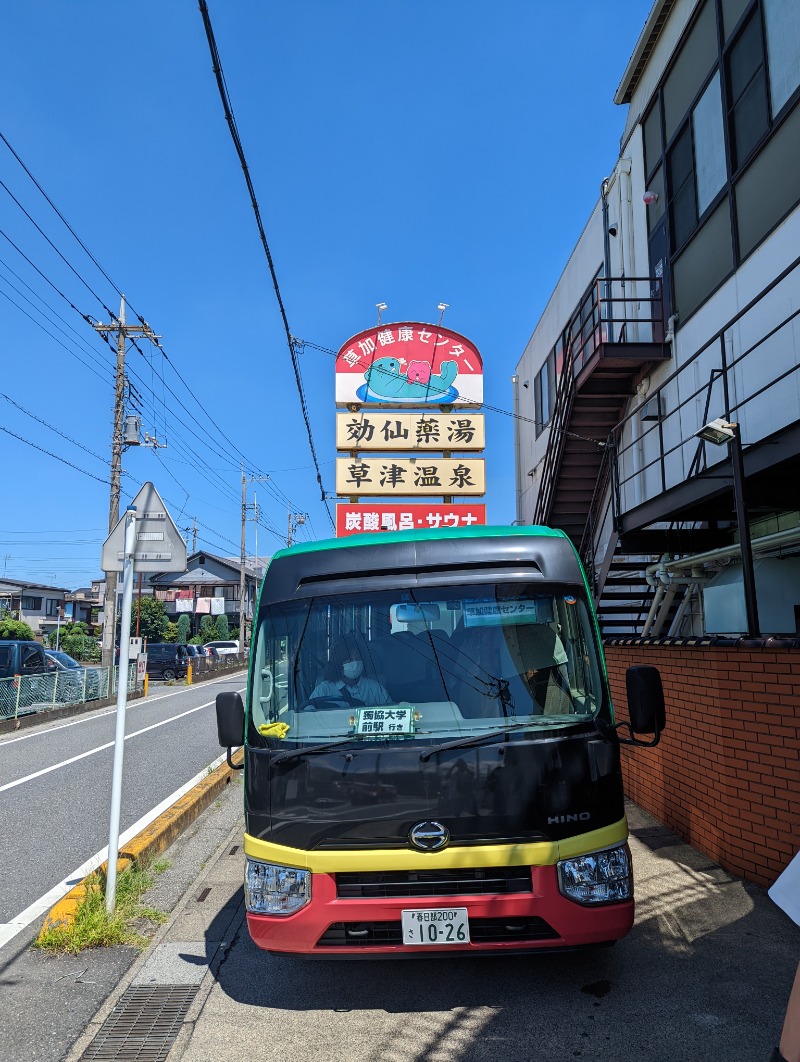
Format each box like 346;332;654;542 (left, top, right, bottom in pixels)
0;0;652;588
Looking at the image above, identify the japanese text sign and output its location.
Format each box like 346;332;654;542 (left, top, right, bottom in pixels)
336;458;485;497
336;412;485;452
355;707;415;737
336;503;486;535
335;322;483;408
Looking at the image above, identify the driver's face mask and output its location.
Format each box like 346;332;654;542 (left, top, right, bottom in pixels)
342;659;364;682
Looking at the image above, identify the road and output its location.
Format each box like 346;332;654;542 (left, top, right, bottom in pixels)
0;672;245;945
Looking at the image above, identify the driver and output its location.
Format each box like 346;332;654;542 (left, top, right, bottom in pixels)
308;638;390;708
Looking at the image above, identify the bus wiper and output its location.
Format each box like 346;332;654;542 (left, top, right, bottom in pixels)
270;737;356;765
419;721;545;762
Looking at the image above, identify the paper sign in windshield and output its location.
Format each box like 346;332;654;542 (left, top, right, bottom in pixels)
355;707;415;737
464;599;553;626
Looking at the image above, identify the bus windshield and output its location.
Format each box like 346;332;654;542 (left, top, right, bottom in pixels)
250;582;604;745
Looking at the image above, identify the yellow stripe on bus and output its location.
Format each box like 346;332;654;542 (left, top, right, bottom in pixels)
243;818;628;873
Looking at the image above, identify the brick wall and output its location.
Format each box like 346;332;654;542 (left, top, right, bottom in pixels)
605;644;800;889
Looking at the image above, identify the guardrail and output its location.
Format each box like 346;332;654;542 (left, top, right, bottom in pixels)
0;664;138;722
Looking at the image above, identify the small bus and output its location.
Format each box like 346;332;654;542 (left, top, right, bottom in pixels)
216;526;665;956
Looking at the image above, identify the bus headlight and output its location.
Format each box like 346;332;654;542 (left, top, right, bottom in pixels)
557;844;632;905
244;858;311;915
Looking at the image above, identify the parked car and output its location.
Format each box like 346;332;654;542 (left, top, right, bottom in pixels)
184;644;204;660
145;643;190;681
45;650;103;701
203;640;240;656
0;640;50;681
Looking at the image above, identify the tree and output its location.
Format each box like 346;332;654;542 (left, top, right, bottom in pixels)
163;621;180;643
176;614;191;644
199;615;217;642
0;617;35;641
130;597;169;643
215;613;230;640
50;621;100;662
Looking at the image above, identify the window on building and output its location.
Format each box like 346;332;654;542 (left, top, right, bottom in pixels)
762;0;800;116
642;0;800;321
21;596;42;610
534;349;556;437
726;9;770;169
46;599;61;616
693;72;727;212
663;0;718;140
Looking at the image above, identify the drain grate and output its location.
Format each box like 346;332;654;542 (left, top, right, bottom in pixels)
81;985;199;1061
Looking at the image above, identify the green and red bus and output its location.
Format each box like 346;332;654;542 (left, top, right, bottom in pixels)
216;525;665;956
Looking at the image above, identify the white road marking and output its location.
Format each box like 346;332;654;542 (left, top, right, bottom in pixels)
0;751;229;952
0;671;246;747
0;687;245;793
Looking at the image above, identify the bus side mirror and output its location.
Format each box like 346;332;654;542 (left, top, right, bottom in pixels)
625;666;666;741
216;690;245;749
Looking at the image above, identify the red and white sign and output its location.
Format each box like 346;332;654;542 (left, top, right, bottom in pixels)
336;503;487;536
335;322;483;408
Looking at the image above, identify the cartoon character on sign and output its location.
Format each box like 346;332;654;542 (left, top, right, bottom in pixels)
406;360;431;385
364;357;458;401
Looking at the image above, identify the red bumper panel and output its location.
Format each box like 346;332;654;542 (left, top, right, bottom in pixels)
246;865;634;955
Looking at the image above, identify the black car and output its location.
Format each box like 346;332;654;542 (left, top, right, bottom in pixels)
45;650;103;701
145;643;190;681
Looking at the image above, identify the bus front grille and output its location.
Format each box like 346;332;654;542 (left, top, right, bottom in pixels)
315;916;558;948
335;867;533;899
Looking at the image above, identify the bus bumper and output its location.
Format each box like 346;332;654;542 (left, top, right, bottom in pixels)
246;865;634;956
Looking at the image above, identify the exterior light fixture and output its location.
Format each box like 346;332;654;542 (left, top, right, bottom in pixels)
695;417;737;445
643;190;659;205
376;302;387;324
695;416;760;637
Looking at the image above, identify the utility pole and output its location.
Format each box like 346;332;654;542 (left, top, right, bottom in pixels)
287;510;307;548
94;296;160;668
239;471;270;649
239;465;247;650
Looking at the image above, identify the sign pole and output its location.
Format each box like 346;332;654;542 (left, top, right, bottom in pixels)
106;506;136;914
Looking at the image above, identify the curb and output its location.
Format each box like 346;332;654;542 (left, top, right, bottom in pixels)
38;747;244;938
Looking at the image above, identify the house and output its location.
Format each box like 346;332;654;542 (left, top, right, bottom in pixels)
148;551;266;638
514;0;800;639
0;578;69;637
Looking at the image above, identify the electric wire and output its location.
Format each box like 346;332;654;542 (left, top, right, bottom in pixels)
197;0;334;528
0;284;112;386
0;426;109;484
0;178;115;317
0;134;314;532
0;391;108;466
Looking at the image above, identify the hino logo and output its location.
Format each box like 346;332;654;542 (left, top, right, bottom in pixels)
548;813;591;824
409;821;450;851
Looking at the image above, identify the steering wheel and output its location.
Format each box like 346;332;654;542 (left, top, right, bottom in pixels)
304;696;360;711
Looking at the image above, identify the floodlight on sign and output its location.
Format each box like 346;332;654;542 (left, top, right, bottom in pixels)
695;418;737;446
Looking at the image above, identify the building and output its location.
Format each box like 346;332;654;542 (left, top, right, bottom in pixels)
0;578;69;637
148;551;265;638
514;0;800;639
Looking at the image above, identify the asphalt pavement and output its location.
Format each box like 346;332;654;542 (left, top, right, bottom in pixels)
47;793;800;1062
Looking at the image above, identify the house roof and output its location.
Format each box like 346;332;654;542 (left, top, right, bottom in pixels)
0;578;70;594
614;0;676;105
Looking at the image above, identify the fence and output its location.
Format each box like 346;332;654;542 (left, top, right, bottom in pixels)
0;664;138;722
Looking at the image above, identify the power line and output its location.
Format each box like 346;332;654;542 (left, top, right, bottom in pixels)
197;0;333;529
0;178;114;317
0;390;109;465
0;426;109;484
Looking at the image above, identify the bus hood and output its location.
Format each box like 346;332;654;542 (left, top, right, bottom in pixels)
244;732;624;849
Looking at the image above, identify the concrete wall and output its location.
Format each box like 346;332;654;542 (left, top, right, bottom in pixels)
606;643;800;889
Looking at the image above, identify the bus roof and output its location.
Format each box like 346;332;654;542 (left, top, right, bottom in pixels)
273;524;567;564
257;526;585;605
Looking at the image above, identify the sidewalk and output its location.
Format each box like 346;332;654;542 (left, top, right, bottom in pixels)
65;798;800;1062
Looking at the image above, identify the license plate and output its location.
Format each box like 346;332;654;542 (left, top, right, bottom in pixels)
401;908;470;946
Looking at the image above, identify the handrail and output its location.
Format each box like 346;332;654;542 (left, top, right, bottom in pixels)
534;275;664;531
609;254;800;513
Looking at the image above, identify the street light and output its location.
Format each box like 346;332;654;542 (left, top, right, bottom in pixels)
695;417;760;637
